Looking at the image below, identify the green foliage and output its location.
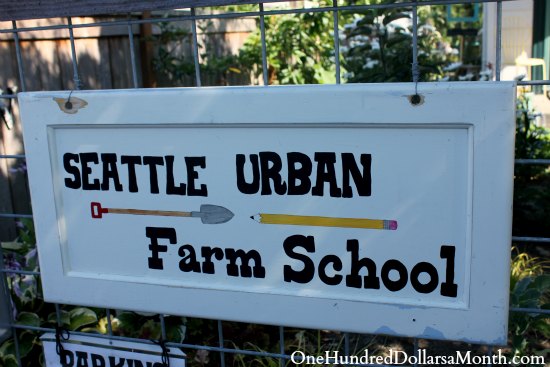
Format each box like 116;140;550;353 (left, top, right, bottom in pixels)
342;1;451;83
515;95;550;170
446;4;483;66
0;220;105;367
211;4;258;13
67;308;98;331
1;219;45;367
228;327;388;367
152;22;197;84
508;248;549;359
239;5;339;85
152;21;243;86
513;94;550;238
154;1;343;86
1;6;549;366
508;95;550;362
0;220;186;367
116;312;186;342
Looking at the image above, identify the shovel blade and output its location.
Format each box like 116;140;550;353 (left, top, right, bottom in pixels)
196;204;234;224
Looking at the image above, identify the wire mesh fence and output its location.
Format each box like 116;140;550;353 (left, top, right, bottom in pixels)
0;0;549;366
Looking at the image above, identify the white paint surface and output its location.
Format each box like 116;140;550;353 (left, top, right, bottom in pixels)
19;82;516;345
41;333;185;367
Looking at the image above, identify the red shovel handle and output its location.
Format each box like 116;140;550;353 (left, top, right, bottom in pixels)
91;202;108;219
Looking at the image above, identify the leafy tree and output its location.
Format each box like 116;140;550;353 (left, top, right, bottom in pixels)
239;6;340;85
513;95;550;238
153;2;343;86
152;21;243;87
152;22;198;85
341;1;451;82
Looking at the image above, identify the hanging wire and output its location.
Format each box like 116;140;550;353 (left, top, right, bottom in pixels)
106;309;113;337
259;3;269;86
332;0;341;84
67;17;82;90
54;303;70;365
217;320;226;367
127;14;139;88
412;338;419;367
153;338;171;367
411;0;420;100
191;8;202;87
344;332;350;355
495;1;502;81
279;326;285;367
160;314;167;341
54;325;70;365
11;21;26;92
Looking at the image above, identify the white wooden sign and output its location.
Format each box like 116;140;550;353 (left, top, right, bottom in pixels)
19;82;516;344
41;333;185;366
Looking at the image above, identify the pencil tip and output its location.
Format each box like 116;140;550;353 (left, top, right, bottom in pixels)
250;215;254;220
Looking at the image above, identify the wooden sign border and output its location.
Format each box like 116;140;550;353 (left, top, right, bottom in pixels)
19;82;516;344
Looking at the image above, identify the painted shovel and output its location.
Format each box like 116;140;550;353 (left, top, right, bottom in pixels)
91;202;234;224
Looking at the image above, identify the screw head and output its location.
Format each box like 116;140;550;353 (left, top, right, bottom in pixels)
410;94;421;105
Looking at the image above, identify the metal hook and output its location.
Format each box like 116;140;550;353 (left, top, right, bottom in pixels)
153;338;170;367
65;90;74;110
410;0;422;106
55;325;70;365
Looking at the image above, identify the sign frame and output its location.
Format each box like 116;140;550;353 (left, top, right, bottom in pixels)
41;332;185;366
19;82;516;345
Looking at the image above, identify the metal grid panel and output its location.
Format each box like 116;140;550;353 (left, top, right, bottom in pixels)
0;1;549;366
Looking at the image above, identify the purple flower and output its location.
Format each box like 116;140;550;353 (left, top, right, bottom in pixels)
3;253;22;271
24;248;37;267
13;278;23;298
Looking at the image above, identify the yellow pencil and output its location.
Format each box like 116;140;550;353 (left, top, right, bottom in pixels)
250;213;397;230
